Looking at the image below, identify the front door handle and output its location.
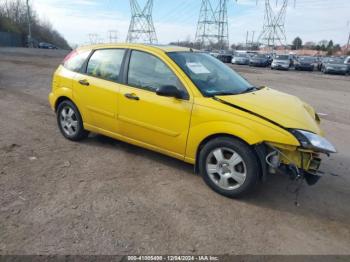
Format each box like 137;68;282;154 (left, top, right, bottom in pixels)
124;93;140;101
79;79;90;86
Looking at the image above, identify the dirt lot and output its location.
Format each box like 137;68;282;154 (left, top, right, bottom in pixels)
1;48;350;255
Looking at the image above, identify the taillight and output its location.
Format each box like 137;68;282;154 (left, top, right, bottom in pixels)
62;50;77;65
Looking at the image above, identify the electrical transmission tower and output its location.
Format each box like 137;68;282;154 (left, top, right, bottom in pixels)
195;0;229;49
216;0;229;49
108;30;118;43
126;0;158;44
257;0;295;48
88;33;99;44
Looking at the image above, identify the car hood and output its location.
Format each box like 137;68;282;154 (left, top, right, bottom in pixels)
273;59;289;63
216;87;322;135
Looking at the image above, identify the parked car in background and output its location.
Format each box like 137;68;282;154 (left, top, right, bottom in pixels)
344;56;350;74
249;54;270;67
232;53;250;65
314;57;323;71
217;53;233;63
294;56;316;71
271;55;291;70
39;42;58;49
209;52;219;58
318;57;330;71
321;57;348;75
266;54;274;65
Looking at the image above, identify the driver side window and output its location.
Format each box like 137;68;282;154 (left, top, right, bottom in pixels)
127;50;187;96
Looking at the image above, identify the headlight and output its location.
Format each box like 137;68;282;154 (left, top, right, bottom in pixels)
290;129;337;154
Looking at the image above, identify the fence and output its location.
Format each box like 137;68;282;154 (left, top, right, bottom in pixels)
0;32;24;47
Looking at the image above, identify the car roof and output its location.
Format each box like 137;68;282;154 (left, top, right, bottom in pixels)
77;43;193;53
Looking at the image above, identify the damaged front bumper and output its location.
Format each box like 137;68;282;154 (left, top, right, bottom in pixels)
256;142;332;186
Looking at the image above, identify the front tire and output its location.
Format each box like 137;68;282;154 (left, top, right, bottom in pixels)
199;137;260;198
57;100;89;141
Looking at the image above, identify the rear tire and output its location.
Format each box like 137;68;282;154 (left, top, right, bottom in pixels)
198;137;260;198
57;100;89;141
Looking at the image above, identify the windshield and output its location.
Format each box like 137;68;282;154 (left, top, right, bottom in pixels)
327;58;345;64
253;54;267;59
168;52;254;97
235;53;248;58
275;55;289;60
299;57;315;62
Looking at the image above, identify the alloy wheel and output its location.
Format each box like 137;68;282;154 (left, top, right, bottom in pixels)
59;106;79;137
206;147;247;191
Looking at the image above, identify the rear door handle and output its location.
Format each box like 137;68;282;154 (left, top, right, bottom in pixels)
124;93;140;101
79;79;90;86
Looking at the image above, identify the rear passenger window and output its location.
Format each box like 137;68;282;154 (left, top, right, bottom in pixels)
87;49;125;82
63;50;90;72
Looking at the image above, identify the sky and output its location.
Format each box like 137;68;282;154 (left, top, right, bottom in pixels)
26;0;350;46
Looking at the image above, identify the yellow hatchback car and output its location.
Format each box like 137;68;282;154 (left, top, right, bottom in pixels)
49;44;336;197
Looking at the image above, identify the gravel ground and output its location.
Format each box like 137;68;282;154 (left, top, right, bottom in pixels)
0;48;349;255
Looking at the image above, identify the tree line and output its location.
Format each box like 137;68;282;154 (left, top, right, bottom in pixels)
291;36;347;55
0;0;70;49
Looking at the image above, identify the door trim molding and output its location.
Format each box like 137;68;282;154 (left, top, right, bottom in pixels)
87;106;115;118
118;115;180;137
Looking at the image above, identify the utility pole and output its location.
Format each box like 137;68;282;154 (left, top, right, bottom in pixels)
126;0;157;44
26;0;33;48
249;30;255;50
245;30;249;48
347;21;350;53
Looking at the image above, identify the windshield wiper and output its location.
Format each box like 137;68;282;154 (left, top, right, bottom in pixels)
239;86;258;94
210;91;239;97
209;86;258;97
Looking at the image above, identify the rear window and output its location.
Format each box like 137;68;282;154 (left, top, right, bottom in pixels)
63;50;90;72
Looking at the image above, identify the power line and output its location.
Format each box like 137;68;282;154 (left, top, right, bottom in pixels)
126;0;158;44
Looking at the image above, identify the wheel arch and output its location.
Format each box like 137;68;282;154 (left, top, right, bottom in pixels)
55;96;74;112
193;133;262;175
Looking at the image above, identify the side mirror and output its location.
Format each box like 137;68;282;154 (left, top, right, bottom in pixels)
156;85;183;99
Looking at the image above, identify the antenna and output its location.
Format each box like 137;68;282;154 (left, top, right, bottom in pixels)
126;0;158;44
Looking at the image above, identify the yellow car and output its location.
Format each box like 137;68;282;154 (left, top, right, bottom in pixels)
49;44;336;198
